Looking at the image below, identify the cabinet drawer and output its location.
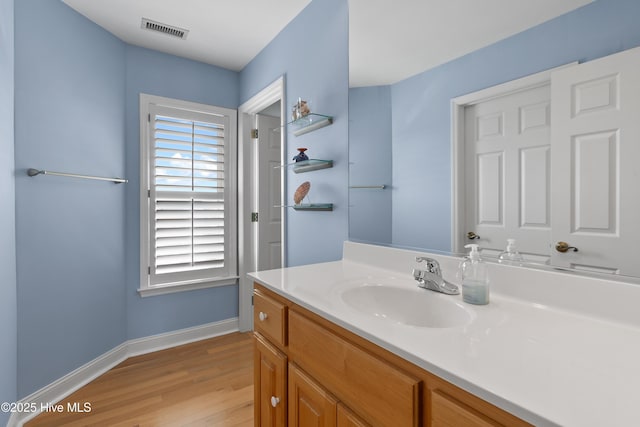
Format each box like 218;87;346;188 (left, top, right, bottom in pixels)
254;289;287;348
289;310;420;427
430;390;501;427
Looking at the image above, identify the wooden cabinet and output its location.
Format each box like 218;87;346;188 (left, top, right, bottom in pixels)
337;404;370;427
429;390;500;427
254;333;287;427
253;283;531;427
288;310;419;427
288;363;337;427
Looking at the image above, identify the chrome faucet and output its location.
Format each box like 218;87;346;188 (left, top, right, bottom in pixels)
413;257;460;295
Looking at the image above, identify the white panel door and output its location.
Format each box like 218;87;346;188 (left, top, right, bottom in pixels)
465;85;551;261
550;46;640;275
257;114;282;271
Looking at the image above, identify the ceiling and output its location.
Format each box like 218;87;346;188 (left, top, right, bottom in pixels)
63;0;594;88
349;0;593;86
62;0;312;71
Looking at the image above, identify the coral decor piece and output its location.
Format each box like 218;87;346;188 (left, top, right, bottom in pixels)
294;181;311;205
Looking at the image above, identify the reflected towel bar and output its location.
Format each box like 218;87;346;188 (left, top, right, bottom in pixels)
27;168;128;184
349;185;386;189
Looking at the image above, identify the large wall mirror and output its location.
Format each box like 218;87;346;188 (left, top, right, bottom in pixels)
347;0;640;279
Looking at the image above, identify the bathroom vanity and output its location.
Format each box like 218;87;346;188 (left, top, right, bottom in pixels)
249;241;640;426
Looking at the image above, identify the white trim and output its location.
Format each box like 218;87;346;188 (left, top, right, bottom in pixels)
238;76;286;332
7;318;239;427
137;276;238;297
450;63;577;254
125;317;239;357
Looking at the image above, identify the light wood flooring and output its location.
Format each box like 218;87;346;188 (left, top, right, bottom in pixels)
26;332;254;427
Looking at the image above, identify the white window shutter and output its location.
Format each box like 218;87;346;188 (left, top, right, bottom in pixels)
142;101;237;290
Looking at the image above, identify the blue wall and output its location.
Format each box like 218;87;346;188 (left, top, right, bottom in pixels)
124;45;240;340
13;0;244;396
0;0;16;422
348;86;392;245
390;0;640;252
240;0;349;266
10;0;346;399
14;0;127;397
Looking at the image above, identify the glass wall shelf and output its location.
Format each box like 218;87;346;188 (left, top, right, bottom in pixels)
289;113;333;136
292;203;333;211
276;159;333;173
276;203;334;211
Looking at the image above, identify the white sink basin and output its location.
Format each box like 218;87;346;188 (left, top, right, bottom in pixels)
341;284;472;328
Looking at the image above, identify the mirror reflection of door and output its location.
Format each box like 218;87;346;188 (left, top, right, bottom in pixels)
257;107;282;271
464;84;552;263
550;46;640;276
463;46;640;276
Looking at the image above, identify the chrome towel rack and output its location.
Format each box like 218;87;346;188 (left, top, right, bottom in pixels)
27;168;128;184
349;185;386;189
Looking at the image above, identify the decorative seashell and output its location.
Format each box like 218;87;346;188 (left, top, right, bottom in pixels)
294;181;311;205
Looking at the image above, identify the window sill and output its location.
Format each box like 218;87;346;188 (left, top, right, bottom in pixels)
138;276;239;298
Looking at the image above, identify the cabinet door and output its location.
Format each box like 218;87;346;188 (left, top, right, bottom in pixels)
254;333;287;427
289;363;337;427
337;403;370;427
430;389;500;427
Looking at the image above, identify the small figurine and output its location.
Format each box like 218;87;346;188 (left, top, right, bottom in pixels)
293;148;309;162
298;100;310;116
292;98;311;120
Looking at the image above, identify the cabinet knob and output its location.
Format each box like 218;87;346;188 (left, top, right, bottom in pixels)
259;311;268;321
270;396;280;407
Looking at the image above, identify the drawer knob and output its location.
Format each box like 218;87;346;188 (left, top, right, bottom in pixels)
270;396;280;407
259;311;268;321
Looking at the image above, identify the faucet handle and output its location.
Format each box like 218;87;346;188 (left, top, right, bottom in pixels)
415;257;441;275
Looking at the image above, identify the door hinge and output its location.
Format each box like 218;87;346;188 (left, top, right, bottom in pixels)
251;212;259;222
148;113;151;122
148;266;151;275
252;295;254;306
251;128;259;139
148;189;151;198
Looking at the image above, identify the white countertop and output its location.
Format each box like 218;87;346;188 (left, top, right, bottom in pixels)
249;242;640;427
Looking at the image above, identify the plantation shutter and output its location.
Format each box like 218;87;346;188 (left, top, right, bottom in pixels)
147;104;234;287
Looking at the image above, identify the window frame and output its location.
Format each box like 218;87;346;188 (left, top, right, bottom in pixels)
139;93;238;297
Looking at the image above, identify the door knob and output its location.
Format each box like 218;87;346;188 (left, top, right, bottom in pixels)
270;396;280;407
467;232;480;240
555;241;578;253
258;312;268;321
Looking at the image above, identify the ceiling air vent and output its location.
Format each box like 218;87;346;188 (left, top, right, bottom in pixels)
141;18;189;40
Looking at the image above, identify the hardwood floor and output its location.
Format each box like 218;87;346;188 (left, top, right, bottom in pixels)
26;332;254;427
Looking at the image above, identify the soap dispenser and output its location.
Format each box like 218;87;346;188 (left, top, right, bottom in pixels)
498;238;524;265
460;244;490;305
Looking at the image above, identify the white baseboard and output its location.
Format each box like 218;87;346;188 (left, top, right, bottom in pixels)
126;317;239;357
7;317;239;427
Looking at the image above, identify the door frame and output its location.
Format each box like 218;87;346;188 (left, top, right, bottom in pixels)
450;63;575;254
238;76;286;332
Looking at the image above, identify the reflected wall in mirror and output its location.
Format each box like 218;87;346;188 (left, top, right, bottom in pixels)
348;86;392;245
348;0;640;279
